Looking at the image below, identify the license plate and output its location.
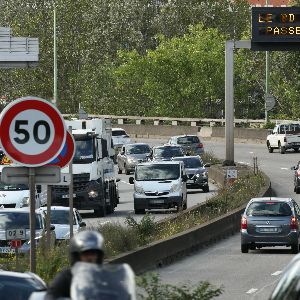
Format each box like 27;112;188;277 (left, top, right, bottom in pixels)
62;194;76;199
0;247;15;254
259;227;278;233
150;199;165;204
6;229;26;240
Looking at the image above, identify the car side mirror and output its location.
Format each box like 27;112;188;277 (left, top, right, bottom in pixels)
204;163;211;168
129;177;134;184
80;222;86;228
50;225;55;231
182;174;188;182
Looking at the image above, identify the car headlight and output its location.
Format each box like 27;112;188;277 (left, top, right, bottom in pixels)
88;190;99;198
21;197;30;207
170;183;181;193
202;171;208;178
135;185;144;194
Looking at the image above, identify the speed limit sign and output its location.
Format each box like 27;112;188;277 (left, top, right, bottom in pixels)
0;96;66;167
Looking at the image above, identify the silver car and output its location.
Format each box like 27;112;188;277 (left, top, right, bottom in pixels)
167;135;204;155
241;197;300;254
117;143;151;175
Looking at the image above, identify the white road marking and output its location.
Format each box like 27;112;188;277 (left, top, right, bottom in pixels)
121;180;131;185
280;168;288;170
246;288;258;294
238;161;250;165
271;271;282;276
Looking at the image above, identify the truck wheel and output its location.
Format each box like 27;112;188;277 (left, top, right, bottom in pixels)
267;142;273;153
279;143;285;154
134;209;145;214
203;186;210;193
94;206;106;217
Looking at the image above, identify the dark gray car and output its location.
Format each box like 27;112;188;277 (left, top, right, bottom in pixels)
172;156;210;192
241;197;300;254
117;143;151;175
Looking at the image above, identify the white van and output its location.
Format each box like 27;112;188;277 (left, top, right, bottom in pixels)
129;161;187;214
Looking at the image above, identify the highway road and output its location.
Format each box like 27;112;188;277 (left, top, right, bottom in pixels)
80;137;218;226
157;140;299;300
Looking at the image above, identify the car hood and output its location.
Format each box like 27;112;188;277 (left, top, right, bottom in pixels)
54;224;79;240
0;190;29;205
112;136;131;146
135;180;178;192
127;154;149;160
185;168;206;175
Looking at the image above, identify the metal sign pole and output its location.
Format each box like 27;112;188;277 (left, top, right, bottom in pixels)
29;167;36;272
46;185;52;251
68;126;74;239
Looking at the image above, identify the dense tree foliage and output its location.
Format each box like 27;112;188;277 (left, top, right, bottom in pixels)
0;0;298;119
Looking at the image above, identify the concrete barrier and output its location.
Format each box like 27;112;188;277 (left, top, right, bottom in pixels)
107;169;272;274
114;124;269;142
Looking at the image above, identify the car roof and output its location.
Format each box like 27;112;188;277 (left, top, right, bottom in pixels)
0;270;40;279
248;197;293;203
39;206;76;212
172;134;198;138
112;128;126;131
173;155;201;160
0;208;41;213
125;143;150;147
153;144;183;148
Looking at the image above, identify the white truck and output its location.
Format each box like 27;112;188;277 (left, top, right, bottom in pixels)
266;123;300;154
51;118;119;217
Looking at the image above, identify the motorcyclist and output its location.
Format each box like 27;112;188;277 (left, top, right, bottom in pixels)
45;230;104;300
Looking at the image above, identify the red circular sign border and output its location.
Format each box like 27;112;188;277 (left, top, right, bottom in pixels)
0;97;66;166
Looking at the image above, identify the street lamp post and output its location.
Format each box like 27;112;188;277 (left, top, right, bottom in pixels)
265;0;270;124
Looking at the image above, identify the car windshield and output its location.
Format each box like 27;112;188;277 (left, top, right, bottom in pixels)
126;145;150;155
177;136;200;144
246;202;292;216
0;181;28;191
0;212;42;230
135;164;180;181
48;210;76;225
153;147;184;158
112;130;128;137
73;138;94;163
0;277;46;300
174;157;203;168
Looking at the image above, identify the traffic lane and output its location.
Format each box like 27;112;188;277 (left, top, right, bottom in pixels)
81;173;218;227
158;233;289;300
156;140;297;298
204;140;297;198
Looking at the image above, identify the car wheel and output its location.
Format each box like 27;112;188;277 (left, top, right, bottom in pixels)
118;167;122;174
134;209;145;214
125;169;130;175
94;206;106;217
295;148;299;153
267;142;273;153
203;186;210;193
183;200;187;210
279;142;286;154
292;243;299;254
296;187;300;194
241;244;249;253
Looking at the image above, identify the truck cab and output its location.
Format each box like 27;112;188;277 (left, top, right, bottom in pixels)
51;118;119;217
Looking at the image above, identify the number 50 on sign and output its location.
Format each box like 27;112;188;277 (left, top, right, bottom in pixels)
0;96;66;167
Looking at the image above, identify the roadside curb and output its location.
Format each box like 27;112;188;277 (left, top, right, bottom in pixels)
107;168;272;274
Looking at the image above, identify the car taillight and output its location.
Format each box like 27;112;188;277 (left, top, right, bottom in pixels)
297;170;300;177
241;216;247;230
290;216;298;230
197;143;203;148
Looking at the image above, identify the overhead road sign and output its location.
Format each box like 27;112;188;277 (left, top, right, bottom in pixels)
47;131;75;169
0;96;66;167
0;27;39;68
251;7;300;51
1;166;61;185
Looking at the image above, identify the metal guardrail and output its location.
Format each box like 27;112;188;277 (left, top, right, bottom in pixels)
64;114;297;128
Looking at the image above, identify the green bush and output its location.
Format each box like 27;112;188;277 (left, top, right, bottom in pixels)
137;273;223;300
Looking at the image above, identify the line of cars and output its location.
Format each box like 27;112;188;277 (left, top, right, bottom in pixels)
113;129;210;214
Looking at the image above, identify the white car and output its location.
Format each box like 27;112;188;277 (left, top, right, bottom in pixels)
112;128;131;150
39;206;86;240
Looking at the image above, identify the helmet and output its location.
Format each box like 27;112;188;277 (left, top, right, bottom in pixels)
69;231;104;265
